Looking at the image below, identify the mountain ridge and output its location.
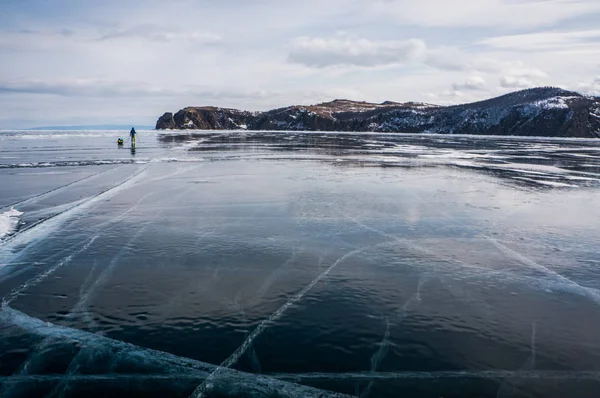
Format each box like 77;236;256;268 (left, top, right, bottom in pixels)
156;87;600;138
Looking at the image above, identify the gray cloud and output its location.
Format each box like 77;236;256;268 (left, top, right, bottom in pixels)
478;29;600;51
288;36;426;68
499;76;535;89
425;49;468;71
370;0;600;29
0;79;281;101
576;76;600;95
452;76;486;91
2;0;600;127
498;67;548;89
97;24;221;44
0;80;178;97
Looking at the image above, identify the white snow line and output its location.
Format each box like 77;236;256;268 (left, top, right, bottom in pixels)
409;190;600;307
271;370;600;382
253;245;303;301
50;347;86;398
2;235;99;306
0;306;351;397
1;164;148;246
486;236;600;305
0;335;60;397
0;164;150;271
189;245;375;398
147;163;205;183
360;275;429;397
0;373;352;397
361;317;391;398
0;305;213;369
89;189;162;231
231;294;262;374
0;165;123;213
0;374;212;383
495;321;538;398
531;321;536;369
347;211;600;302
69;185;196;328
69;216;157;328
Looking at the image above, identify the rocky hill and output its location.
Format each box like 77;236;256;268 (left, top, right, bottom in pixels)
156;87;600;138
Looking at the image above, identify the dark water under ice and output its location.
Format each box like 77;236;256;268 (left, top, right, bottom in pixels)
1;130;600;397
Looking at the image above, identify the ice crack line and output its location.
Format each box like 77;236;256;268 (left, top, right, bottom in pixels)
2;235;99;306
346;198;600;307
0;164;150;281
271;369;600;382
429;191;600;306
68;185;196;329
496;321;537;398
188;245;375;398
361;316;391;398
0;165;121;213
0;306;352;398
1;164;149;248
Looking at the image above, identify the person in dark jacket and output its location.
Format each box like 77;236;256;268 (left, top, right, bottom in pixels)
130;127;137;145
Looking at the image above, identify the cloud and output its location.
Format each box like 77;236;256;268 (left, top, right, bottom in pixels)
0;79;358;105
499;76;536;89
576;76;600;95
288;35;478;72
0;25;221;53
2;0;600;127
97;24;221;44
478;29;600;51
498;67;548;89
370;0;600;29
288;35;426;68
452;76;486;91
0;79;180;97
424;47;469;71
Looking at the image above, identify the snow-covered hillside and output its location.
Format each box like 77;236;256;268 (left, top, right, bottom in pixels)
156;87;600;138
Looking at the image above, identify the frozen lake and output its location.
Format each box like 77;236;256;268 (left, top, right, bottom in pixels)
1;130;600;397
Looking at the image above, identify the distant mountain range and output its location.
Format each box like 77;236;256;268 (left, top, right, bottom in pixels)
27;124;154;131
156;87;600;138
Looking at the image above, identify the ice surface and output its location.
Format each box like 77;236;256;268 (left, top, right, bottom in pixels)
1;130;600;397
190;246;371;397
0;306;352;397
270;370;600;382
0;164;148;267
2;235;98;305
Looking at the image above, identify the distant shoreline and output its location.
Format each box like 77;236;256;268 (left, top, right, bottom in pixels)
156;87;600;139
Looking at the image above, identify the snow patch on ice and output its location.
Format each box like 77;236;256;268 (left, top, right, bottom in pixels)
0;208;22;240
493;162;569;175
512;177;578;188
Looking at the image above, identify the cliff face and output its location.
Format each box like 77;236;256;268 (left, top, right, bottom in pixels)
156;87;600;138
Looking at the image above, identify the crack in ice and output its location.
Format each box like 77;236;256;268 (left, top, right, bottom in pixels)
189;245;376;398
0;306;352;397
2;235;99;306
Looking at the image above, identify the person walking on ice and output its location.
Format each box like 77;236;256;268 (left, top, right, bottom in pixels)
130;127;137;145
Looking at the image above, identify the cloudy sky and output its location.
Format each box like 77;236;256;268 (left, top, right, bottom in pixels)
1;0;600;128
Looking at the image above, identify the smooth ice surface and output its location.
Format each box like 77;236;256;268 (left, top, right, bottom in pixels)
1;130;600;397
